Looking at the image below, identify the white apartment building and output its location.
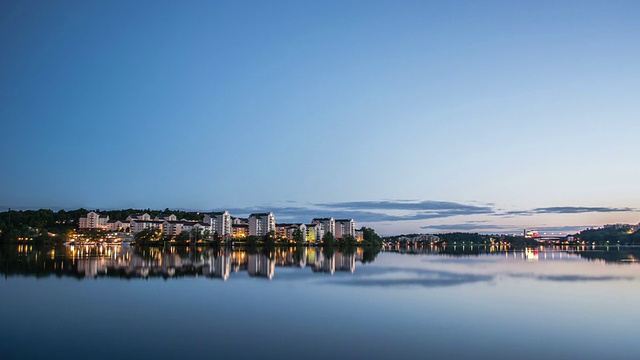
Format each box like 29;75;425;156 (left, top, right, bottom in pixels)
249;212;275;237
335;219;356;239
131;220;164;234
203;211;232;237
106;220;130;232
312;217;335;239
79;211;109;230
275;223;307;240
305;223;320;243
163;221;184;237
126;213;151;221
155;214;177;222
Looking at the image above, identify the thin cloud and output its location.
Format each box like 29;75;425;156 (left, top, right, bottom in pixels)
504;206;636;216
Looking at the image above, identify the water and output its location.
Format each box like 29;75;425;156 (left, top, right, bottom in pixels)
1;245;639;360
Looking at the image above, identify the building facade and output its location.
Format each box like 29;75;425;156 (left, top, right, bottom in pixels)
79;211;109;230
335;219;356;239
204;211;232;237
249;212;275;237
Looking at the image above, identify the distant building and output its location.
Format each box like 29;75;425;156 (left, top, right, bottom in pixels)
335;219;355;239
203;211;232;237
355;229;364;242
126;213;151;221
106;220;129;232
154;214;177;222
79;211;109;230
249;212;275;237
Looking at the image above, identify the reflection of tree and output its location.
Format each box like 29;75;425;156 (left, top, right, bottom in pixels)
362;247;380;264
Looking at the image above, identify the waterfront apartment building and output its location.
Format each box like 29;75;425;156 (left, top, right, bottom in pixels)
276;223;307;240
312;217;335;239
203;211;232;237
335;219;356;239
79;211;109;230
249;212;275;237
131;219;164;234
106;220;130;232
232;224;249;239
305;223;320;243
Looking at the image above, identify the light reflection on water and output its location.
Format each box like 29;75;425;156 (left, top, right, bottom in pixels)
1;245;639;360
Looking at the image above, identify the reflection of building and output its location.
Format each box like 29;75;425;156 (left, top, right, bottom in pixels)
79;211;109;230
311;251;335;275
249;213;275;237
335;219;355;239
202;253;231;281
525;248;539;261
334;252;356;273
247;253;275;279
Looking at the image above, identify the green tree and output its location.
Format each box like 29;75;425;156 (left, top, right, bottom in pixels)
338;234;358;246
292;228;305;245
322;232;335;246
361;227;382;246
135;228;163;244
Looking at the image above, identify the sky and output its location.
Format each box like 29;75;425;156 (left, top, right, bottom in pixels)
1;0;639;235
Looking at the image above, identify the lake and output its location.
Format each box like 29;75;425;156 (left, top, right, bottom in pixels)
1;244;638;360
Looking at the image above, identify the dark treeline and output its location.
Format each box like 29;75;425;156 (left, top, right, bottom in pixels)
576;225;640;245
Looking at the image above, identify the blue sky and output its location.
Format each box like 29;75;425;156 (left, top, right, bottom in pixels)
1;1;639;234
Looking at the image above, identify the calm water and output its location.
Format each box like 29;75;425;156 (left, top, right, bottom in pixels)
1;244;639;360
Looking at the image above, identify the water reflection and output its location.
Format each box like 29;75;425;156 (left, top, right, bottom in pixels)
0;245;367;280
2;244;639;280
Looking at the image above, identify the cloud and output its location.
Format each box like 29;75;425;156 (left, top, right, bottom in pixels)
317;200;493;213
223;200;496;223
420;223;511;231
504;206;635;216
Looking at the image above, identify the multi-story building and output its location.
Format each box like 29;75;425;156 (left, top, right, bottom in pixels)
249;212;275;237
79;211;109;230
335;219;355;239
154;214;177;222
355;229;364;242
276;223;307;240
312;217;335;239
305;223;320;243
203;211;232;237
126;213;151;221
106;220;130;232
232;224;249;239
131;219;164;234
163;221;184;238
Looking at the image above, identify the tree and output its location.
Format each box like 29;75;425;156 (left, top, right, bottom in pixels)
338;234;357;246
322;232;335;246
361;227;382;246
263;231;277;245
135;228;163;244
175;231;190;242
292;229;305;245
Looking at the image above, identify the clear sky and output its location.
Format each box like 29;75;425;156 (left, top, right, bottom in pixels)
1;1;639;235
